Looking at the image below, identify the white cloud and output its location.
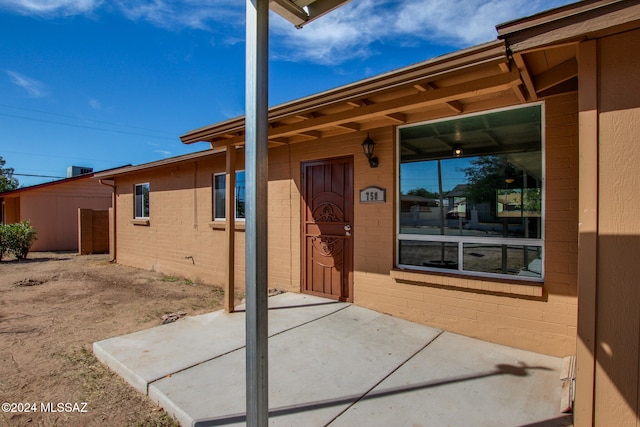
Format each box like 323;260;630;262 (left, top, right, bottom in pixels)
154;149;172;157
5;70;48;98
89;98;102;110
271;0;574;64
0;0;102;16
0;0;574;64
270;0;383;65
115;0;243;31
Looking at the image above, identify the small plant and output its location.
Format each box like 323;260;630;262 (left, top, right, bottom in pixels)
160;275;193;285
0;220;37;260
0;225;7;261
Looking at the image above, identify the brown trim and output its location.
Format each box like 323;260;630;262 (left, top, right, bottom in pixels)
208;221;246;231
224;146;236;313
497;0;627;36
390;269;543;298
498;0;640;52
131;219;150;226
574;39;599;427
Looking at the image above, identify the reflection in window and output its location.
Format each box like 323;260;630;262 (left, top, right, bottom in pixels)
134;183;150;219
398;104;544;280
213;171;246;220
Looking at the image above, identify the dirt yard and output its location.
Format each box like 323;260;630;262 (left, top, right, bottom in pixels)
0;252;234;426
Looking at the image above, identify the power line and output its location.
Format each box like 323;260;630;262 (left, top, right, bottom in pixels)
0;103;177;137
13;173;65;179
0;111;177;140
2;149;127;166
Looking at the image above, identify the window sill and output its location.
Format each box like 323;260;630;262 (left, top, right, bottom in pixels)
209;221;246;231
390;268;543;298
131;219;150;226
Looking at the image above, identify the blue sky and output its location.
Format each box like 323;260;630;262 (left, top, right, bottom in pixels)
1;0;573;187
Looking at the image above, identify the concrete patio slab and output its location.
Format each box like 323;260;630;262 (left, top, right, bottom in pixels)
94;293;345;393
94;293;572;427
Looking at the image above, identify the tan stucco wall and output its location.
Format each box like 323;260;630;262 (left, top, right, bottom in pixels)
113;155;250;291
6;178;112;252
591;29;640;427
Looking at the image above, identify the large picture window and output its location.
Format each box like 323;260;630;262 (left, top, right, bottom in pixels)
134;183;150;219
398;104;544;280
213;171;246;220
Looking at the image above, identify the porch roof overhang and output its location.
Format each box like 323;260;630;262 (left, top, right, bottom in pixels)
180;40;528;148
270;0;351;29
495;0;640;101
181;1;640;151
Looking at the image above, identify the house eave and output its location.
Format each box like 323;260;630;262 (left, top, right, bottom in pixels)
497;0;640;52
179;40;509;145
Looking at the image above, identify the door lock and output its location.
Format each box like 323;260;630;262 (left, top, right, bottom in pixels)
344;224;351;236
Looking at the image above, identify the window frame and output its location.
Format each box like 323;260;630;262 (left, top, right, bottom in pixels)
212;170;246;221
134;182;150;219
396;102;545;282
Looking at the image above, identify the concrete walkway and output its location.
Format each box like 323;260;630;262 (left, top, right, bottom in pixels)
94;293;573;427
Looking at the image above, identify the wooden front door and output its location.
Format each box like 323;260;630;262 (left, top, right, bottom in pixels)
302;157;354;302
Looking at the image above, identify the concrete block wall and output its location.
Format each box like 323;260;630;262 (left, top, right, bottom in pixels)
114;155;247;290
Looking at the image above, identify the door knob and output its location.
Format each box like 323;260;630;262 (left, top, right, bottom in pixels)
344;225;351;231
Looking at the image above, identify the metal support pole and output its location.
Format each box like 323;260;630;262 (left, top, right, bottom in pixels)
245;0;269;425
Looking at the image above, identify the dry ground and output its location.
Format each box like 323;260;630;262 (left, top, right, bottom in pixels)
0;252;234;426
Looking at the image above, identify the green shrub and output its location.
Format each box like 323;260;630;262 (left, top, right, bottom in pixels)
0;220;37;260
0;226;6;261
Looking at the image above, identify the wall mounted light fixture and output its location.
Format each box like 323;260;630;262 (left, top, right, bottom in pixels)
504;164;516;184
362;133;379;168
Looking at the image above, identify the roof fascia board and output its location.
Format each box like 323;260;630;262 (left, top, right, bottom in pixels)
270;0;307;27
93;149;224;179
497;0;640;52
270;0;351;28
0;174;95;197
180;40;507;144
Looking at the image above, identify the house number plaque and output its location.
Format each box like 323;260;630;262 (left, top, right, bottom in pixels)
360;186;386;203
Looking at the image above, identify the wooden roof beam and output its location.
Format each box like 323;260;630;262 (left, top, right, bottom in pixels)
420;81;464;113
512;53;537;100
295;112;320;120
533;57;577;94
445;100;463;113
299;130;322;139
347;99;373;108
413;83;428;92
216;69;521;145
268;137;289;146
263;69;521;139
385;112;407;124
335;122;360;132
512;84;528;103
